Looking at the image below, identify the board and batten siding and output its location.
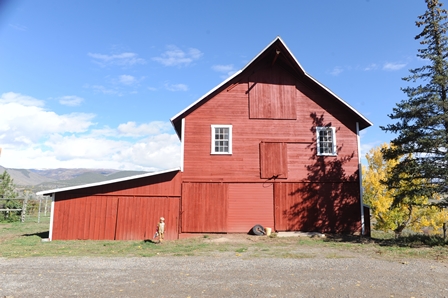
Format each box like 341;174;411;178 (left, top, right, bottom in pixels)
274;182;361;233
51;171;182;240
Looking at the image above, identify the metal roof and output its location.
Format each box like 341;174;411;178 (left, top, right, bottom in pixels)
36;167;181;196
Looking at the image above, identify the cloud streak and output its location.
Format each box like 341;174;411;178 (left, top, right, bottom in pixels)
59;96;84;106
212;64;238;78
383;62;407;71
152;45;203;66
88;52;146;67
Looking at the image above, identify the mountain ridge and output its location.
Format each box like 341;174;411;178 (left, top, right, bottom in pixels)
0;165;149;192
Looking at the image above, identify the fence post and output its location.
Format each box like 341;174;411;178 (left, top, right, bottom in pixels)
38;196;42;223
21;195;28;223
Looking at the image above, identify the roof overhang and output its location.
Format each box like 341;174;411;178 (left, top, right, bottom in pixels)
36;167;181;196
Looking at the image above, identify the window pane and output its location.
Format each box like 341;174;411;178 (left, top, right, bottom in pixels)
213;127;230;153
317;128;334;155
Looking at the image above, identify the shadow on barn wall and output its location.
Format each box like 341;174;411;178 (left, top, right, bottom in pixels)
284;112;361;233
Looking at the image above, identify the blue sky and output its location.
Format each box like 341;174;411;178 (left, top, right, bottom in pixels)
0;0;436;171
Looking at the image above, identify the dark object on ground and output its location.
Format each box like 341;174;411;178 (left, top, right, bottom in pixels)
250;224;265;236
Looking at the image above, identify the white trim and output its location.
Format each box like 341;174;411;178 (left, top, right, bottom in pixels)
211;124;233;155
316;127;337;156
180;118;185;172
356;122;366;235
36;167;181;196
49;194;55;241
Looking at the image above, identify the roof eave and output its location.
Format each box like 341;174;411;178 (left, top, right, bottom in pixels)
36;167;181;196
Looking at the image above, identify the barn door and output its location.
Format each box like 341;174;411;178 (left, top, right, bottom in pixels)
259;142;288;179
227;183;274;233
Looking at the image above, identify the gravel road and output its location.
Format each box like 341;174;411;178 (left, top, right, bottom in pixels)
1;254;448;298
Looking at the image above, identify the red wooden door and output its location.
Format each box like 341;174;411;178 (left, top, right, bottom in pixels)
227;183;274;233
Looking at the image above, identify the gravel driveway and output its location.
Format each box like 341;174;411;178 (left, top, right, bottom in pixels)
1;254;448;298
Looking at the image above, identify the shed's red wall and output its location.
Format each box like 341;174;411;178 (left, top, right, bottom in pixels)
52;171;181;240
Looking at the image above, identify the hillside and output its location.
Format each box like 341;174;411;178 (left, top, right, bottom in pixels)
0;166;149;192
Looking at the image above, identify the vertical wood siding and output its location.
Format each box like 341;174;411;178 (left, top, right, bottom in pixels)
51;171;182;240
52;195;179;240
260;142;288;179
181;183;227;233
52;195;118;240
73;171;182;197
227;183;274;233
114;196;179;240
274;182;361;233
249;64;297;119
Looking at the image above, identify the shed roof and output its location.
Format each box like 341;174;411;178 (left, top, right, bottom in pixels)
170;36;372;139
36;167;181;196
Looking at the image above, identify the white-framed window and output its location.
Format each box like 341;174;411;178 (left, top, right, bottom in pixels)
316;127;337;156
211;125;232;154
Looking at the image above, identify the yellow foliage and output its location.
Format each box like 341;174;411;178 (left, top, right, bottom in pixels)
362;143;448;235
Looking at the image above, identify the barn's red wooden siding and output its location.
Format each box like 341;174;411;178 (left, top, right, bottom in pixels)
181;182;227;233
249;64;297;120
182;62;360;184
69;170;182;197
52;171;181;240
273;182;361;233
227;183;274;233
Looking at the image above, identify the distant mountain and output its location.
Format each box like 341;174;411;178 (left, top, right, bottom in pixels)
0;165;149;192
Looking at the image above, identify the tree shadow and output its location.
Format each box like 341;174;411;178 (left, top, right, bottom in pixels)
282;112;363;234
22;231;49;238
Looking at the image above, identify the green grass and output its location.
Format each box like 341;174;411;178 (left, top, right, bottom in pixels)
1;221;448;260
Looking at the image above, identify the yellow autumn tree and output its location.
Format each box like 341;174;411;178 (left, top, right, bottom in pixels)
362;143;448;237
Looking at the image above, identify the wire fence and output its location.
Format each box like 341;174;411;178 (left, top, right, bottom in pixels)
0;196;51;223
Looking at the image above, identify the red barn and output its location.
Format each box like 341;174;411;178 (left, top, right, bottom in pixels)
38;37;372;240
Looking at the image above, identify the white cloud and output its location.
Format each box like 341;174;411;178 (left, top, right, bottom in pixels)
117;121;172;136
9;24;27;31
364;64;378;71
0;92;181;171
88;84;122;96
117;134;181;170
152;45;203;66
2;132;181;171
0;92;94;147
0;92;44;107
212;64;238;78
118;75;136;85
383;62;406;71
88;52;146;67
329;66;344;76
164;83;188;92
59;95;84;106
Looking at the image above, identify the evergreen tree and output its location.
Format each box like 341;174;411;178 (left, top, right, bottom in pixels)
381;0;448;207
0;171;20;221
0;171;16;199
